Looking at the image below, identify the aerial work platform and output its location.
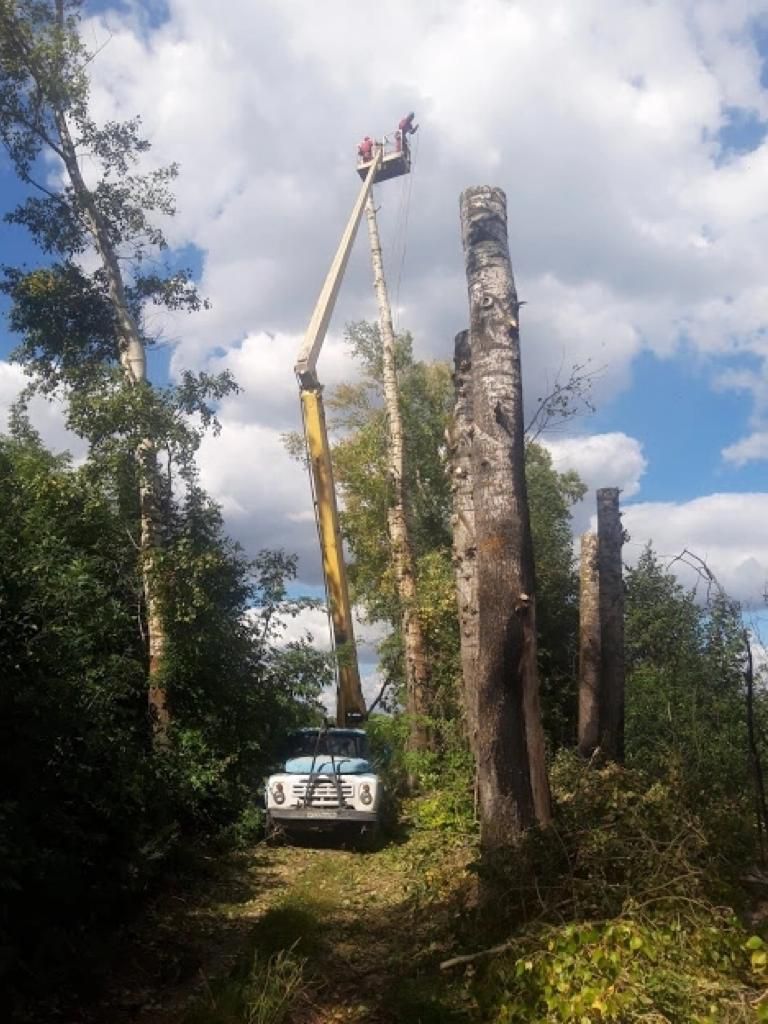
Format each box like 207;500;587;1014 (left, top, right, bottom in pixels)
356;140;411;183
296;118;417;726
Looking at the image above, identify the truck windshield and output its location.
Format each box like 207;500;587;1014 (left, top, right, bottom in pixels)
285;731;369;759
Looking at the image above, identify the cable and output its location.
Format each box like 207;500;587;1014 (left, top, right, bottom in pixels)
393;130;418;334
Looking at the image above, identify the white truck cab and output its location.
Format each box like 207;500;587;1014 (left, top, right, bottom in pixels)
266;727;382;839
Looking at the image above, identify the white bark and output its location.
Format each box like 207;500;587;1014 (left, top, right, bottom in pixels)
365;194;433;754
50;3;168;739
450;329;479;756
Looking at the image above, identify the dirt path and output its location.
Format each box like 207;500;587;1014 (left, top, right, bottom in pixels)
85;828;475;1024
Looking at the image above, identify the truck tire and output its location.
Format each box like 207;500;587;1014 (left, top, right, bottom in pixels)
356;822;380;852
265;813;282;846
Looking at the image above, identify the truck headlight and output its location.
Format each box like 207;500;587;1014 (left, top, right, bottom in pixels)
273;782;286;805
360;783;373;806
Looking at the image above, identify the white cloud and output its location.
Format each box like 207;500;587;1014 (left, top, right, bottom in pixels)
0;362;86;459
31;0;767;590
722;431;768;467
622;492;768;606
716;368;768;466
82;0;768;375
273;604;389;715
546;431;647;497
204;329;355;431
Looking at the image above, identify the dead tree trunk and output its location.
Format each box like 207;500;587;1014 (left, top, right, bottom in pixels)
460;186;551;847
597;487;624;762
450;329;479;758
744;629;768;862
365;195;433;754
578;531;600;757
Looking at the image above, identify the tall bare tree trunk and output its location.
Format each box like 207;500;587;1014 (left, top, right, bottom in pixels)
50;1;168;740
450;330;479;758
459;186;551;848
744;629;768;862
578;531;600;757
597;487;624;761
365;195;433;754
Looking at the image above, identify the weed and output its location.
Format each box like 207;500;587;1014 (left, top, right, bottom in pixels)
185;947;305;1024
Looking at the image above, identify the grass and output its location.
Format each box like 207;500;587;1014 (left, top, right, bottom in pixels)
185;947;305;1024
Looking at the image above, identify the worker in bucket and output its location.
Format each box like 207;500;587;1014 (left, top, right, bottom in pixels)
395;112;418;154
357;135;374;162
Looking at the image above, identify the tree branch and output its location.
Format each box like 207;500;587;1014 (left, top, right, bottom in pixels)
524;358;600;442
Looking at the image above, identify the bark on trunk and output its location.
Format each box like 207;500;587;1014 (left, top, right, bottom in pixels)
577;531;600;757
743;629;768;861
365;195;433;754
597;488;624;762
450;330;479;758
50;5;168;742
460;186;551;848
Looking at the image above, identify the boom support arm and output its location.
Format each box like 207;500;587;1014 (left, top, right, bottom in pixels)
295;150;383;724
295;151;382;388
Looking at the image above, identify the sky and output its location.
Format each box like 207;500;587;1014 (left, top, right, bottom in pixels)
2;0;768;676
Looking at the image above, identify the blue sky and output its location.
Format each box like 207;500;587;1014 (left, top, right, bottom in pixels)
1;0;768;631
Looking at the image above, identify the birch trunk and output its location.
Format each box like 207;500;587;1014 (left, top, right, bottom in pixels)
460;186;551;847
450;329;479;757
51;1;168;739
597;487;624;762
365;195;433;754
577;531;600;757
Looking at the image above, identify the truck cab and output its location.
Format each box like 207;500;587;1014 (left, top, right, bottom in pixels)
265;727;383;839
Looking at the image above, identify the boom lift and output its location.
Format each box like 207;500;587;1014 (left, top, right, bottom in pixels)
294;135;411;727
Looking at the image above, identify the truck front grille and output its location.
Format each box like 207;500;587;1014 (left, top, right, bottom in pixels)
291;777;354;807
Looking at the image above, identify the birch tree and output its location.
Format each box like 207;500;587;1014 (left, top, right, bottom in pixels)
365;196;434;754
450;329;479;758
0;0;235;740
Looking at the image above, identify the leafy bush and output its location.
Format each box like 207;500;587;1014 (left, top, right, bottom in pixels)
479;916;764;1023
0;434;327;1008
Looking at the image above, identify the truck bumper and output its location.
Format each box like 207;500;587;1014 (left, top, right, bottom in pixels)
268;807;379;830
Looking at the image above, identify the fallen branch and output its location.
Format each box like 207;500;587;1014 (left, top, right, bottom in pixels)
440;941;517;971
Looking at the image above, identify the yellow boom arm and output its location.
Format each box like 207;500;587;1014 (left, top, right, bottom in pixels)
295;150;382;724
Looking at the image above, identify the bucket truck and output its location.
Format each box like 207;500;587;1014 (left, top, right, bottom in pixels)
266;135;410;839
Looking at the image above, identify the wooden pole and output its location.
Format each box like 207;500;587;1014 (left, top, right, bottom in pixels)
459;186;551;846
597;487;625;761
577;531;600;757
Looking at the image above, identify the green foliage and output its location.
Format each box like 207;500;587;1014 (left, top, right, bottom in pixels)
0;429;327;1006
480;915;760;1023
625;547;757;853
329;321;452;626
525;443;586;749
0;0;235;486
328;323;585;777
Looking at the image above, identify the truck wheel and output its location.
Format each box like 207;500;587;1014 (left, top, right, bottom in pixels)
356;823;380;852
265;813;283;846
